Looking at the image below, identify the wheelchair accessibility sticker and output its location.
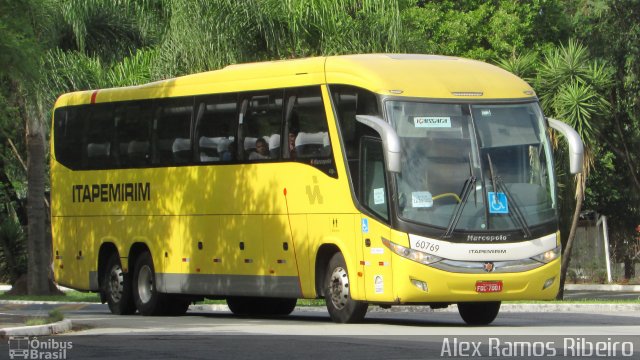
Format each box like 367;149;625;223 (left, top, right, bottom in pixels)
361;218;369;233
488;192;509;214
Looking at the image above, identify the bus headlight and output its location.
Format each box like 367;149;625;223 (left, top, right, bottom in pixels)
530;246;561;264
382;238;442;265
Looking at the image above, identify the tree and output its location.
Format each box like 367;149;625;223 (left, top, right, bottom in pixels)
497;40;613;297
399;0;568;62
0;0;167;294
569;0;640;280
0;0;53;295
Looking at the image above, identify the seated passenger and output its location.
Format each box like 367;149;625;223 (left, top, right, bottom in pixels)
248;138;270;160
288;129;298;159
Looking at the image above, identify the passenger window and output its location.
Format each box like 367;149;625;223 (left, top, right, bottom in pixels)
154;98;194;165
330;85;380;186
83;104;116;170
242;90;283;161
195;93;237;163
360;137;389;221
285;86;337;177
115;101;153;168
53;106;84;170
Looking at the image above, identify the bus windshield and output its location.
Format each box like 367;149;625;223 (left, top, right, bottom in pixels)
386;101;556;234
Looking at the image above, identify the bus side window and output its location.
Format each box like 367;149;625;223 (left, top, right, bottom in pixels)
84;104;116;170
242;90;283;161
53;107;84;170
285;86;337;177
331;85;380;189
154;97;194;165
116;100;153;168
195;93;238;163
360;137;389;221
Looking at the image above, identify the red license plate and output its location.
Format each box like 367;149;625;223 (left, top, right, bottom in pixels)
475;281;503;293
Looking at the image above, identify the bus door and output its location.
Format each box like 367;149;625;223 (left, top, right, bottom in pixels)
358;137;393;302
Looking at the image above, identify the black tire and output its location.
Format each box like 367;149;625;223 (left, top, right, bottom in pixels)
324;252;368;323
226;297;253;315
164;295;191;316
226;297;297;316
458;301;501;325
265;298;297;316
132;252;167;316
102;254;136;315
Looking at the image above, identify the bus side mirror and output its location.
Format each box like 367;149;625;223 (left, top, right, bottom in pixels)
548;118;584;174
355;115;401;173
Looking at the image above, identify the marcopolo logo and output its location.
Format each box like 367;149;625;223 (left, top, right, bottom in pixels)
8;336;73;360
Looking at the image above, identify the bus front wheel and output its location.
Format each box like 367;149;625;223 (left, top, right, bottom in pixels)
103;254;136;315
324;252;368;323
133;252;167;316
457;301;501;325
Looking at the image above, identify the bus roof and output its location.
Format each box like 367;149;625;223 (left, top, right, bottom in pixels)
54;54;535;108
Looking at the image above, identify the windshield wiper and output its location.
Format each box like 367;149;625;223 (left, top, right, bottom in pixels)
486;154;532;238
442;174;476;239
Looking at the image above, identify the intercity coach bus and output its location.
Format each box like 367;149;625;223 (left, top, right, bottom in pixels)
51;54;583;325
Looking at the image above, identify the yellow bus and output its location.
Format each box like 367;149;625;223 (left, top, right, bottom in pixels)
51;54;583;325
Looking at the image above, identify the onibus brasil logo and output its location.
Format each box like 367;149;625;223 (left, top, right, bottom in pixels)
8;336;73;359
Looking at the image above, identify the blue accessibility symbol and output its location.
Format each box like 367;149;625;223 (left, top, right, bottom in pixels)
488;192;509;214
361;218;369;233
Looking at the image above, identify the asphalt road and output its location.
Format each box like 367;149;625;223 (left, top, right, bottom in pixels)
2;302;639;360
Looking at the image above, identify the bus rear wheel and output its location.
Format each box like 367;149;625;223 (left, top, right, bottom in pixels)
324;252;368;323
164;295;191;316
133;252;167;316
103;254;135;315
226;297;297;316
457;301;501;325
265;298;297;315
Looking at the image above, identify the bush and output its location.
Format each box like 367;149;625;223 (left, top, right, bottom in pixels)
0;217;27;283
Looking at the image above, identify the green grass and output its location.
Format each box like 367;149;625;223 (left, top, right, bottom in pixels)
0;291;100;303
25;310;64;326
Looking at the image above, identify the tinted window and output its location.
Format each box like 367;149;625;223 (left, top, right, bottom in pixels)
242;90;283;161
360;137;389;220
286;86;336;177
330;85;380;190
53;107;83;169
84;104;116;169
154;98;194;165
195;94;237;163
116;101;153;167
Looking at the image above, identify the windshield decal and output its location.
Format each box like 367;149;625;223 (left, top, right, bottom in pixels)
412;191;433;208
413;116;451;128
373;188;385;205
488;192;509;214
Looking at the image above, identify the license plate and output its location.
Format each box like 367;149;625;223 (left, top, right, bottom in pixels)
475;281;503;293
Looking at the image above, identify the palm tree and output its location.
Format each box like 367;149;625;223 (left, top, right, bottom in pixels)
157;0;404;77
0;0;168;294
0;0;55;295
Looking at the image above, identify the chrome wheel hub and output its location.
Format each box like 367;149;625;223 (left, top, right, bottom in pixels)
108;265;124;302
329;266;350;310
137;265;154;304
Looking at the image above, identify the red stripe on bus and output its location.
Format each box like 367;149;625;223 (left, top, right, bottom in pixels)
90;90;98;104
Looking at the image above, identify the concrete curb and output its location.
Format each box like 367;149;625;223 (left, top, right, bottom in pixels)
0;285;72;292
0;319;72;337
190;303;640;314
564;284;640;292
